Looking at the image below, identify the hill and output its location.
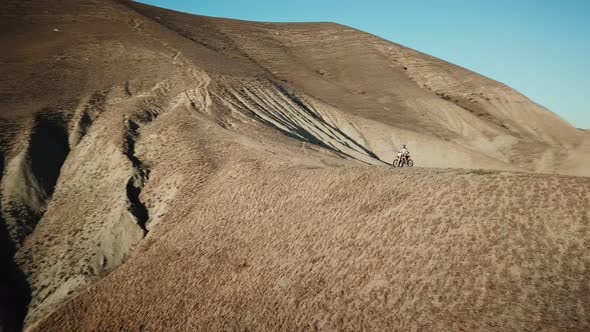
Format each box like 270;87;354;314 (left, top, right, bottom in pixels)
0;0;588;330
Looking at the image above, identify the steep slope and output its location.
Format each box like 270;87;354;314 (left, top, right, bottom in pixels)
2;0;587;174
0;0;588;331
126;1;588;174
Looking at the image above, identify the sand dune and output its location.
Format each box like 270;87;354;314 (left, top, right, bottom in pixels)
0;0;588;331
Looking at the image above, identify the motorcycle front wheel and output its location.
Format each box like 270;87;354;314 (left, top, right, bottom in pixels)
393;160;399;167
408;160;414;167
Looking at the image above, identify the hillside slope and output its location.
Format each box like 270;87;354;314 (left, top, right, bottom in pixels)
30;160;590;331
127;1;588;174
0;0;588;331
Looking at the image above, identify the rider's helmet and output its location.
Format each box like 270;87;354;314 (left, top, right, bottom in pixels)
402;144;406;148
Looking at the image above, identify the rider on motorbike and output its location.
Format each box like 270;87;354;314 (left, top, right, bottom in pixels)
397;144;410;167
400;144;409;158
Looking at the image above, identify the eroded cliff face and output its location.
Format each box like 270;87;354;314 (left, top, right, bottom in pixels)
1;0;589;330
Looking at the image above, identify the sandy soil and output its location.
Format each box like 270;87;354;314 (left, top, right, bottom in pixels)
0;0;588;331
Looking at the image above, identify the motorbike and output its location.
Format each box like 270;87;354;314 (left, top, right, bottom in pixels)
393;153;413;168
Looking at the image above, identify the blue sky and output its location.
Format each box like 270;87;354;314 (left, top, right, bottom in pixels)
137;0;590;128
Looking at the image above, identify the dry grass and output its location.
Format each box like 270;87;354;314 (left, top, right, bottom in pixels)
29;160;590;331
469;169;498;175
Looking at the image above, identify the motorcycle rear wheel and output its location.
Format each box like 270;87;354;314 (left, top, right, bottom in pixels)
408;160;414;167
393;160;399;167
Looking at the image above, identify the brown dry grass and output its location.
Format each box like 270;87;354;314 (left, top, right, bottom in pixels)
30;161;590;331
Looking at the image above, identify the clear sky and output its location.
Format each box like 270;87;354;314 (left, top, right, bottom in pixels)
137;0;590;129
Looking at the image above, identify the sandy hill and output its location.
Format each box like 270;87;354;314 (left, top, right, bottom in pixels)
0;0;588;331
